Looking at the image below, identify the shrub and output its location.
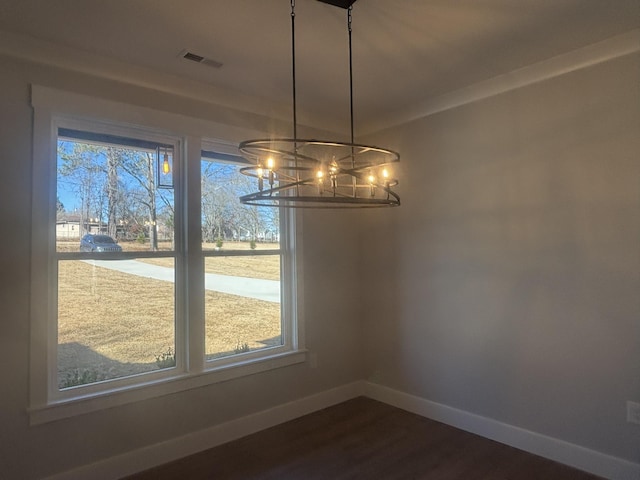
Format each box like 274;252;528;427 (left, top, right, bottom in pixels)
249;239;257;250
60;368;102;389
155;347;176;369
216;237;223;249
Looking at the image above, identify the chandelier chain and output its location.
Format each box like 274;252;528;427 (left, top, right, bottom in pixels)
348;7;354;145
290;0;300;190
348;5;356;196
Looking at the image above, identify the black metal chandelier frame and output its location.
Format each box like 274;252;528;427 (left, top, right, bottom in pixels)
238;0;400;208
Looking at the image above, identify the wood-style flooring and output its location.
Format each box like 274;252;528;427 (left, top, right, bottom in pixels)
124;397;601;480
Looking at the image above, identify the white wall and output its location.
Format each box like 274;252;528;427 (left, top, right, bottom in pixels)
0;55;364;479
362;52;640;464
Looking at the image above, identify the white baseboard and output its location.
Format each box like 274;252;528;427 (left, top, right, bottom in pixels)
44;381;366;480
43;381;638;480
364;382;640;480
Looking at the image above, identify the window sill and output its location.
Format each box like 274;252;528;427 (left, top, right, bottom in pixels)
29;350;307;425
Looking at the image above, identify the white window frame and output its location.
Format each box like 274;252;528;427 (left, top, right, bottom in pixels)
29;86;305;425
199;142;299;367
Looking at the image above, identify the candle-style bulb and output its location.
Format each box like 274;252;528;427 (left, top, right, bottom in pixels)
162;152;170;174
329;160;338;192
257;166;264;191
316;170;324;195
368;173;376;197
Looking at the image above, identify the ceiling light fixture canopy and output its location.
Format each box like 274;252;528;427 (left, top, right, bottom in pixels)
238;0;400;208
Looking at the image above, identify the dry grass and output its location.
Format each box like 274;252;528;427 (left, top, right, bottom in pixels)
140;256;280;281
57;258;281;388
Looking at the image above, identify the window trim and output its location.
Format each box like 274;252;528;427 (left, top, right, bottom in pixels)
29;85;305;425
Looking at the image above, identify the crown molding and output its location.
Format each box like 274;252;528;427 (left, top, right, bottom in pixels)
362;29;640;135
1;28;638;137
0;29;294;127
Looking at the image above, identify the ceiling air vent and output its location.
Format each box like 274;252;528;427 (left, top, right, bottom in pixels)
179;49;223;69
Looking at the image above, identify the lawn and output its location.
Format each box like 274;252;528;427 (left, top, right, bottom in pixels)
57;247;281;389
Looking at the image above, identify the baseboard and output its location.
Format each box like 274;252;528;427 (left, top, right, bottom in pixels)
42;380;639;480
364;382;640;480
43;381;366;480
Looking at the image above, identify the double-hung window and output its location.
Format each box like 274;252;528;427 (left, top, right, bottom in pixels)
30;87;303;423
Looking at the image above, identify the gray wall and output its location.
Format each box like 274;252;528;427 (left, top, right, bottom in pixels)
0;55;364;479
0;42;638;479
362;52;640;463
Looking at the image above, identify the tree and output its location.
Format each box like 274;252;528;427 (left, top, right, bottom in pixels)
117;151;174;251
201;160;278;245
106;148;119;239
58;142;107;236
56;196;65;215
58;140;174;250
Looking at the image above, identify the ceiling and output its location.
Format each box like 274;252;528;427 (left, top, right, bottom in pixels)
0;0;638;133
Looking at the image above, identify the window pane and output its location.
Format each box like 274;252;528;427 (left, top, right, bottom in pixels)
201;155;283;361
57;258;175;389
204;256;282;360
201;159;279;252
56;138;175;253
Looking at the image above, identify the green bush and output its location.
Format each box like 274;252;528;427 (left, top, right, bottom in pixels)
216;237;223;249
249;239;257;250
60;368;102;389
155;347;176;369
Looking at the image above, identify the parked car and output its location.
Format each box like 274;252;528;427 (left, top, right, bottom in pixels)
80;234;123;253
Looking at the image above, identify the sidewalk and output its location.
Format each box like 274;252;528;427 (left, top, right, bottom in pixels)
86;259;280;303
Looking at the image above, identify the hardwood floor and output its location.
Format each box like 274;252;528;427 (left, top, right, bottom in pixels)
124;397;602;480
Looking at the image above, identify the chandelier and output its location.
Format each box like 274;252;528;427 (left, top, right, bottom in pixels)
238;0;400;208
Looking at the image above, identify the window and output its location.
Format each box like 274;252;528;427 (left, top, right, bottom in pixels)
201;151;285;364
30;87;303;423
55;128;179;392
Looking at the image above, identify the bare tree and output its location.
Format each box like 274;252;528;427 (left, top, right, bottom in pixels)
201;160;279;245
106;148;119;239
58;142;106;236
58;141;174;250
118;150;174;251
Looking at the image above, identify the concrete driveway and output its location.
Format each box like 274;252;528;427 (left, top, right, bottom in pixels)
86;259;280;303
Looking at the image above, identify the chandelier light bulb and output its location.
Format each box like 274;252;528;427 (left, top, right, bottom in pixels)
368;173;376;197
162;152;171;175
266;158;275;186
257;166;264;191
317;169;324;194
